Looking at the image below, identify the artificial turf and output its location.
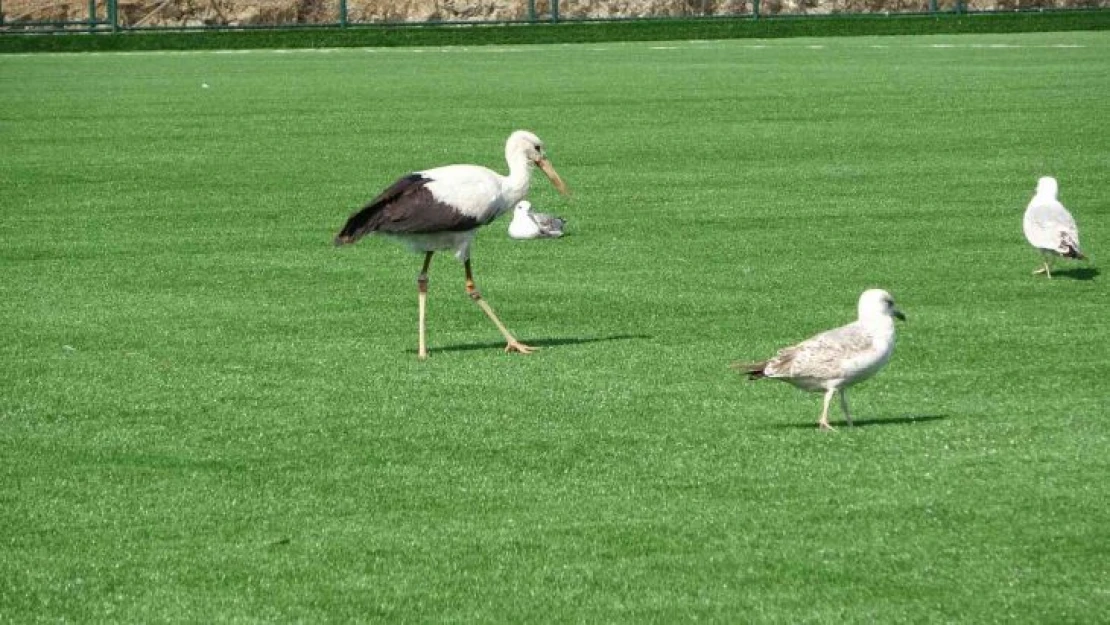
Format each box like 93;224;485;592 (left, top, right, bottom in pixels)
1;31;1108;622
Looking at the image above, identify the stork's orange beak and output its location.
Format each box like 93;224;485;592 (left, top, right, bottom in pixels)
536;157;569;197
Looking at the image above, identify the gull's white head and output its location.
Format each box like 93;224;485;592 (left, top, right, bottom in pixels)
505;130;569;197
514;201;532;216
1035;176;1059;200
858;289;906;323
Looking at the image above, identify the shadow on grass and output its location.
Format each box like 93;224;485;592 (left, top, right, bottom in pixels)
425;333;652;355
774;414;948;430
1049;266;1099;281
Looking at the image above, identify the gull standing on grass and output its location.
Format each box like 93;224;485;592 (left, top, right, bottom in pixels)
508;201;566;239
732;289;905;431
1023;176;1086;278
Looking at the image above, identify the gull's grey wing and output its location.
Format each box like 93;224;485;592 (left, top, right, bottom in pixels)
532;211;566;237
765;322;874;382
1025;199;1080;253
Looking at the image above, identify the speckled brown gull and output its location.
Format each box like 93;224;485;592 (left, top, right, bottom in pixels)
732;289;905;431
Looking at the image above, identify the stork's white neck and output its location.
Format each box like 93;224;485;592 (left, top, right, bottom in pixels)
502;150;532;208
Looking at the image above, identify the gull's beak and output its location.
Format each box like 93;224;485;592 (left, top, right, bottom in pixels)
535;157;569;197
893;309;906;321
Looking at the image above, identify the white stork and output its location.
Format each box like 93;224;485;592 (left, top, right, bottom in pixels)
335;130;569;360
1023;176;1086;278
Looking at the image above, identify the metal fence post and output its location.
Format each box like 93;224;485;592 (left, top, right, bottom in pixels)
928;0;937;13
753;0;760;19
88;0;96;31
108;0;118;30
339;0;347;26
527;0;535;22
552;0;559;22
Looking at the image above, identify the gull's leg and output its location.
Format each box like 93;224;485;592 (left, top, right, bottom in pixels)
417;252;433;360
819;388;837;431
1033;253;1053;278
838;389;853;427
464;258;534;355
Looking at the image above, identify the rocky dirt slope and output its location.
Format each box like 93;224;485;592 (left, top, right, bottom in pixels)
4;0;1106;28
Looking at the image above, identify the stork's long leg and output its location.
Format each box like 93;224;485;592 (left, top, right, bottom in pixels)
417;252;433;360
464;259;534;355
838;389;853;427
819;388;837;431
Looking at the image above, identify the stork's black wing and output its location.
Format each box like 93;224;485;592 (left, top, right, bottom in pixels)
334;174;482;246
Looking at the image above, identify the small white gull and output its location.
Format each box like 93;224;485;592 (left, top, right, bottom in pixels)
1023;176;1086;278
508;200;566;239
732;289;905;431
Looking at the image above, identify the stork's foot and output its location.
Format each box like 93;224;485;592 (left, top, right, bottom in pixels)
818;420;837;432
505;340;535;355
1032;264;1052;278
418;349;429;361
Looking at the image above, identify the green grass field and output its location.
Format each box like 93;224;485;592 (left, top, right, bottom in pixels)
2;31;1108;622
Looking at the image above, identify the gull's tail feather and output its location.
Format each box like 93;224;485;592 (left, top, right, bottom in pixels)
730;360;769;380
1063;245;1087;261
1059;233;1086;260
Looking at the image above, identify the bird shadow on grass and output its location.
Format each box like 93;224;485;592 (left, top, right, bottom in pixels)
1050;266;1099;281
774;414;948;430
425;333;652;355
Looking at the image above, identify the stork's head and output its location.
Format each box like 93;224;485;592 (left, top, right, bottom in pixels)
506;130;569;196
1035;176;1058;200
858;289;905;323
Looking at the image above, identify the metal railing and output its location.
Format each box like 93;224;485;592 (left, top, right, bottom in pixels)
1;0;1105;33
